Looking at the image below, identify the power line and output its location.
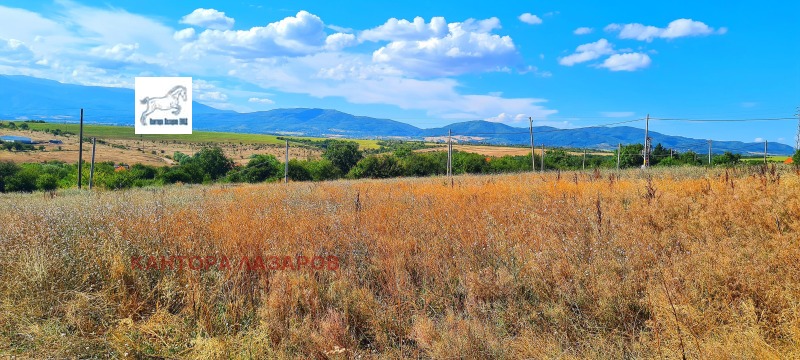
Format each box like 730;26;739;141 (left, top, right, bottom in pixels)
650;117;795;122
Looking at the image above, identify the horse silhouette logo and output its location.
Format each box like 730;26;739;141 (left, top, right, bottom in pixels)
135;77;192;135
139;85;187;125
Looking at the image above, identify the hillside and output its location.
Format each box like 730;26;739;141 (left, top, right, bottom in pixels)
0;75;794;155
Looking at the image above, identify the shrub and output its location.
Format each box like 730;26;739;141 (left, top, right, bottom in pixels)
348;154;404;179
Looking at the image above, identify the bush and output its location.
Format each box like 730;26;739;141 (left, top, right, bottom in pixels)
403;152;446;177
323;141;363;174
348;155;404;179
305;159;341;181
452;151;489;174
36;173;59;191
5;167;38;192
287;159;312;182
0;161;20;192
240;154;282;183
193;147;234;180
712;151;741;166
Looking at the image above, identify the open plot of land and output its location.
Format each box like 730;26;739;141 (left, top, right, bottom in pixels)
0;123;347;166
418;144;612;157
1;167;798;358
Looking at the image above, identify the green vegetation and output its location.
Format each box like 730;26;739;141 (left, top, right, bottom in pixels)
0;134;792;194
0;139;37;151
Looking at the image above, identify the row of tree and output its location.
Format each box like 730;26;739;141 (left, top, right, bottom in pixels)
0;140;797;193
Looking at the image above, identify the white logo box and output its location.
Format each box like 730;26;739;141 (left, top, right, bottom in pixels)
135;77;193;134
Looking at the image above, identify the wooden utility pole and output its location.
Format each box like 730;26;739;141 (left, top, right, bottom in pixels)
284;139;289;184
644;114;650;167
447;129;452;177
77;108;84;189
616;143;621;170
707;140;712;165
529;117;535;171
541;144;545;172
795;107;800;151
582;148;586;171
764;140;768;165
670;149;673;159
89;137;96;190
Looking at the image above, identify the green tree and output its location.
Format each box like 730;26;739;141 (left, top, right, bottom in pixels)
793;149;800;166
241;154;282;183
5;167;38;192
0;161;20;192
348;155;404;179
651;143;671;165
403;152;446;176
452;151;489;174
36;173;59;191
305;159;341;181
192;147;234;180
323;141;363;174
712;151;741;166
617;144;644;168
287;159;312;181
679;150;701;166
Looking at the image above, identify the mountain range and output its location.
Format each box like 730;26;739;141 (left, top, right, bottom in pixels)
0;75;793;155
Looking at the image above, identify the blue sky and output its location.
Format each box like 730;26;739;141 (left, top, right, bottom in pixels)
0;0;797;145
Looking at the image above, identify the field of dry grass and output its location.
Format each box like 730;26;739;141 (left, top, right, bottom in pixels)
1;166;799;358
0;128;322;166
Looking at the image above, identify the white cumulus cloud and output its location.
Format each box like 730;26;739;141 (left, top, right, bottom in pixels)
518;13;542;25
573;27;593;35
325;32;357;51
606;19;724;42
180;8;235;30
600;52;651;71
188;11;332;58
360;16;448;42
486;113;527;123
174;28;196;41
248;97;275;104
371;18;519;77
558;38;614;66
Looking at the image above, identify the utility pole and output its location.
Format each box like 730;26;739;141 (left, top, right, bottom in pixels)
707;140;712;165
670;149;673;159
764;140;768;165
447;129;452;177
284;139;289;184
89;137;96;190
795;107;800;151
644;114;650;167
582;148;586;171
616;143;621;170
529;117;535;171
77;108;84;189
541;144;545;172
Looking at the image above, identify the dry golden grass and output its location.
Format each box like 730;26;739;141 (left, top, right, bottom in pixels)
0;128;322;166
1;166;799;358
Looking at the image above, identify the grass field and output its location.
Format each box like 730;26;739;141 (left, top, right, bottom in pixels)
1;121;382;149
741;156;791;163
1;166;798;358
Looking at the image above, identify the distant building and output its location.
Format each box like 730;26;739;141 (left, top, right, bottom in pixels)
0;135;34;144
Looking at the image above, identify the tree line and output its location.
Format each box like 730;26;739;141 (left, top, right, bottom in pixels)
0;140;797;193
